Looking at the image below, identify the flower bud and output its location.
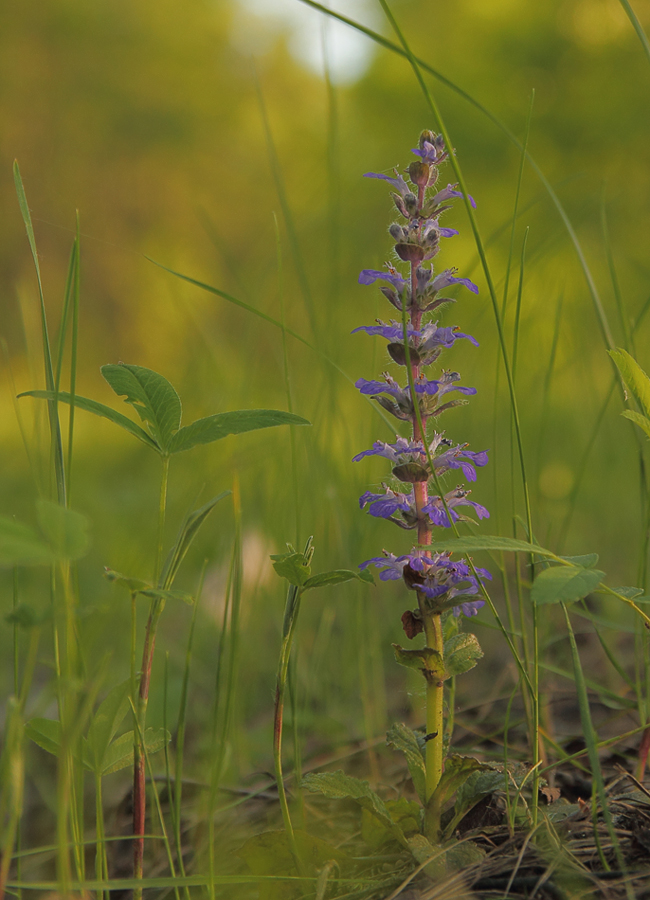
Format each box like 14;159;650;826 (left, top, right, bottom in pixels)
408;161;430;188
395;243;426;263
419;130;437;149
387;342;421;367
392;462;429;482
404;193;418;214
389;223;405;241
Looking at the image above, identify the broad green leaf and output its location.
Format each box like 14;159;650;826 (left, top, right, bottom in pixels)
386;723;426;803
86;680;131;771
621;409;650;439
0;516;55;567
361;798;420;848
36;500;90;560
452;768;504;830
101;363;181;452
613;586;645;599
25;718;62;756
160;492;229;590
168;409;310;454
560;553;599;568
406;835;443;879
237;829;347;900
104;568;151;593
392;644;445;677
99;726;169;776
425;535;555;557
302;568;374;590
18;390;159;451
271;552;311;587
609;348;650;418
430;756;489;811
444;633;483;677
302;771;409;847
531;565;604;605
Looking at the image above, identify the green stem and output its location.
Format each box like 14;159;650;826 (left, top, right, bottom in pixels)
155;456;170;584
423;610;444;842
95;774;107;900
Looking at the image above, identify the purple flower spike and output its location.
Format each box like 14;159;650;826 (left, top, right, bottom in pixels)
423;488;490;528
351;320;418;341
359;489;413;519
430;269;479;295
352;437;426;465
364;171;410;197
411;141;447;164
358;268;407;291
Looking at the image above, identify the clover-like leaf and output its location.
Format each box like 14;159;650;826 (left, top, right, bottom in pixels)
168;409;310;454
303;568;374;590
101;363;182;452
18;390;160;451
531;565;604;606
271;552;311;587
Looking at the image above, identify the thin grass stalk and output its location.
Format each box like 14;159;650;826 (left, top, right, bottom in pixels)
94;774;107;900
255;73;319;342
561;603;631;886
172;565;206;900
66;216;80;499
617;0;650;63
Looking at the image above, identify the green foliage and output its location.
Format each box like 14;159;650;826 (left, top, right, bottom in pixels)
429;756;489;811
238;829;346;900
302;568;374;589
386;723;426;804
609;348;650;417
271;551;374;590
392;644;445;677
159;492;229;590
21;366;309;458
0;504;90;567
302;771;409;847
361;798;420;848
168;409;310;454
443;633;483;677
531;565;604;606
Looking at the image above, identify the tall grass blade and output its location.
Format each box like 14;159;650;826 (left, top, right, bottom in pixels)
618;0;650;64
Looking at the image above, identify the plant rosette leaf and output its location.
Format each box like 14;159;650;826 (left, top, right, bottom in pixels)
429;756;491;813
386;723;426;804
446;767;504;835
531;565;604;606
237;829;347;900
443;633;483;677
361;798;421;848
302;771;409;848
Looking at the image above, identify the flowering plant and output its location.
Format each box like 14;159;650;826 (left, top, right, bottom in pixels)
355;131;490;840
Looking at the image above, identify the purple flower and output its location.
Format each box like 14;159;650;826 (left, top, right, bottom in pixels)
359;551;411;581
423;488;490;527
433;445;488;482
438;227;459;238
411;140;448;165
355;372;477;421
358;268;407;292
430;269;478;295
353;436;425;465
361;548;489;617
364;171;410;197
352;319;418;341
359;489;413;519
431;183;477;209
352;320;478;360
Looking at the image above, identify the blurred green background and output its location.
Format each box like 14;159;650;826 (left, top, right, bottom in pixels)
2;0;650;798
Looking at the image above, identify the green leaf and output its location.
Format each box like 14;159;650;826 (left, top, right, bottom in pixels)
452;768;504;829
406;835;443;879
101;363;182;452
444;840;486;870
444;633;483;677
621;409;650;439
99;726;169;776
86;680;131;772
139;588;194;605
159;492;229;590
609;348;650;418
430;756;489;811
361;798;420;848
271;552;311;587
168;409;310;454
613;586;645;599
560;553;599;568
237;829;347;900
302;569;374;590
531;565;604;605
392;644;445;677
36;500;90;560
104;568;151;592
425;535;555;557
302;771;409;847
5;603;49;630
25;718;62;756
386;723;426;803
18;390;160;451
0;516;55;567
